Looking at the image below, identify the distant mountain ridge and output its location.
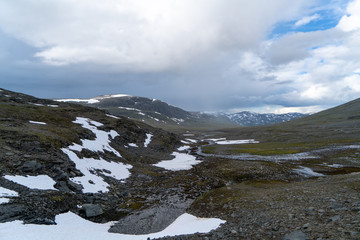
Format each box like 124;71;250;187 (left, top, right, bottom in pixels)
56;95;234;128
223;111;308;126
56;95;307;128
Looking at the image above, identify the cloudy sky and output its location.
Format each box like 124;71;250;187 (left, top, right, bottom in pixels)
1;0;360;113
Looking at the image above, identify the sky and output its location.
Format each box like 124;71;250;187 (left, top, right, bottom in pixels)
0;0;360;114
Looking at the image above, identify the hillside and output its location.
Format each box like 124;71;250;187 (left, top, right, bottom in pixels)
55;95;237;130
1;89;360;239
0;88;226;238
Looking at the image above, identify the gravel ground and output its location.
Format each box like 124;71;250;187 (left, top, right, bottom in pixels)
156;173;360;240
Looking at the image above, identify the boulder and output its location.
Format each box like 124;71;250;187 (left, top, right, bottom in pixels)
80;204;103;218
22;160;42;173
282;230;310;240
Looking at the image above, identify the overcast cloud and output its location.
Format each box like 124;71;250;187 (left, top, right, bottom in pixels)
0;0;359;113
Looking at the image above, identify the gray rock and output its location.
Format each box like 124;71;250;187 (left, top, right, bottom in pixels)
53;167;68;181
54;181;71;192
67;180;83;192
109;197;192;234
329;215;340;222
22;160;42;172
282;230;310;240
0;204;26;223
81;204;103;218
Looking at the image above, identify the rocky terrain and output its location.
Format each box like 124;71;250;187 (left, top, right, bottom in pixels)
1;88;360;239
223;111;308;126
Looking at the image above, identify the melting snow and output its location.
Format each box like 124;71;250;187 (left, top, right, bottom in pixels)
0;187;18;204
56;98;100;104
106;114;120;119
294;166;325;177
144;133;153;147
61;117;132;193
47;104;59;108
0;187;18;197
4;175;57;190
0;198;10;204
322;163;343;168
29;103;44;106
29;121;47;125
128;143;138;148
153;152;201;171
0;212;225;240
68;117;121;157
61;149;132;193
177;145;190;151
118;107;142;112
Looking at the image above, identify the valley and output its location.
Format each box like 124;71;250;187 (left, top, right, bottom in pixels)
1;88;360;239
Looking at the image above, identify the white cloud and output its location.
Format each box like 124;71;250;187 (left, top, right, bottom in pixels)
337;0;360;31
0;0;312;72
273;106;323;114
1;0;360;114
294;14;320;27
223;0;360;112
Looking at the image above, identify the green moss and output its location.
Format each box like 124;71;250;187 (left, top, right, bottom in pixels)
202;140;360;156
48;195;65;202
128;201;144;210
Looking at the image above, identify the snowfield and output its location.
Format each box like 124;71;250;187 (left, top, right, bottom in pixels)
0;211;225;240
153;152;201;171
4;175;57;190
61;117;132;193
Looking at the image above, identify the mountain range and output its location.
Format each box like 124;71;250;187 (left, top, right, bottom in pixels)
56;94;307;128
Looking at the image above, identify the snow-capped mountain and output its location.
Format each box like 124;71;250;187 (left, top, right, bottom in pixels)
56;94;234;128
56;94;307;128
223;111;308;126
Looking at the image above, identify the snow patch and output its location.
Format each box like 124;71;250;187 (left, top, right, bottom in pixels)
61;117;132;193
177;145;190;151
0;211;225;240
294;166;325;177
118;107;142;112
0;186;18;204
322;163;343;168
29;103;44;106
29;121;47;125
106;114;120;119
153;152;201;171
56;94;130;104
56;98;100;104
69;117;121;157
128;143;138;148
0;187;18;197
47;104;59;108
0;198;10;204
61;149;132;193
144;133;153;147
4;175;57;190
